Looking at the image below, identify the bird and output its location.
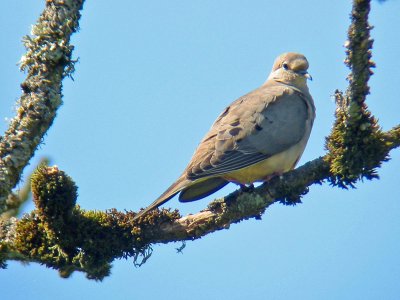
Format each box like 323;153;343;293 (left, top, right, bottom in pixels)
134;52;315;220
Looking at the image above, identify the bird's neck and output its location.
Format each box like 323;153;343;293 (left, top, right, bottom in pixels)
263;78;310;95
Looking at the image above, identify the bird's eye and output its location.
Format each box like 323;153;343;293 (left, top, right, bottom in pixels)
282;63;289;70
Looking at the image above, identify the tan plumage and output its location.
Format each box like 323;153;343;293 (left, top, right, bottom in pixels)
134;52;315;220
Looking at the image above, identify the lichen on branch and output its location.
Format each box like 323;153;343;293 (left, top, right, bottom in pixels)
0;0;84;213
325;0;388;188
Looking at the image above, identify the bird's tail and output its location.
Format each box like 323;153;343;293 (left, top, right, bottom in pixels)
133;175;190;220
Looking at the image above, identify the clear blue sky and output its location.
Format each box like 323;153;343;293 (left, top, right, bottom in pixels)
1;1;400;299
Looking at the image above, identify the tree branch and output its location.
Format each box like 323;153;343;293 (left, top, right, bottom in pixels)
324;0;389;188
0;0;84;213
0;157;50;221
1;122;399;279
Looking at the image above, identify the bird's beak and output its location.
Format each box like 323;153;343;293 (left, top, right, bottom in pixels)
296;70;312;81
304;72;312;81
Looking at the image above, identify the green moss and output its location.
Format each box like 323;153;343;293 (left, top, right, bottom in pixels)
11;206;158;280
31;165;77;223
325;0;390;187
10;166;171;280
14;212;70;267
325;91;388;188
207;190;265;225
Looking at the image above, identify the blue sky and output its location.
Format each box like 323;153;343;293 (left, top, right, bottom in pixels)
1;0;400;299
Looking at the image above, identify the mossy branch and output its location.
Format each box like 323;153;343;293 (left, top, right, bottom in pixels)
325;0;388;188
1;0;400;280
1;124;399;280
0;0;84;213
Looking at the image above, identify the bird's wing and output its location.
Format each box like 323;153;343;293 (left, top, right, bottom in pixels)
185;83;313;180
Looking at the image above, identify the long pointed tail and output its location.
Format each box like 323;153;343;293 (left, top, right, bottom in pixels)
133;176;190;220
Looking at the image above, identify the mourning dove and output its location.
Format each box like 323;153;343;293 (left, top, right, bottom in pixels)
134;52;315;220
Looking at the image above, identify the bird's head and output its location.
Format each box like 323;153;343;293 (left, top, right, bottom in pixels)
267;52;312;89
